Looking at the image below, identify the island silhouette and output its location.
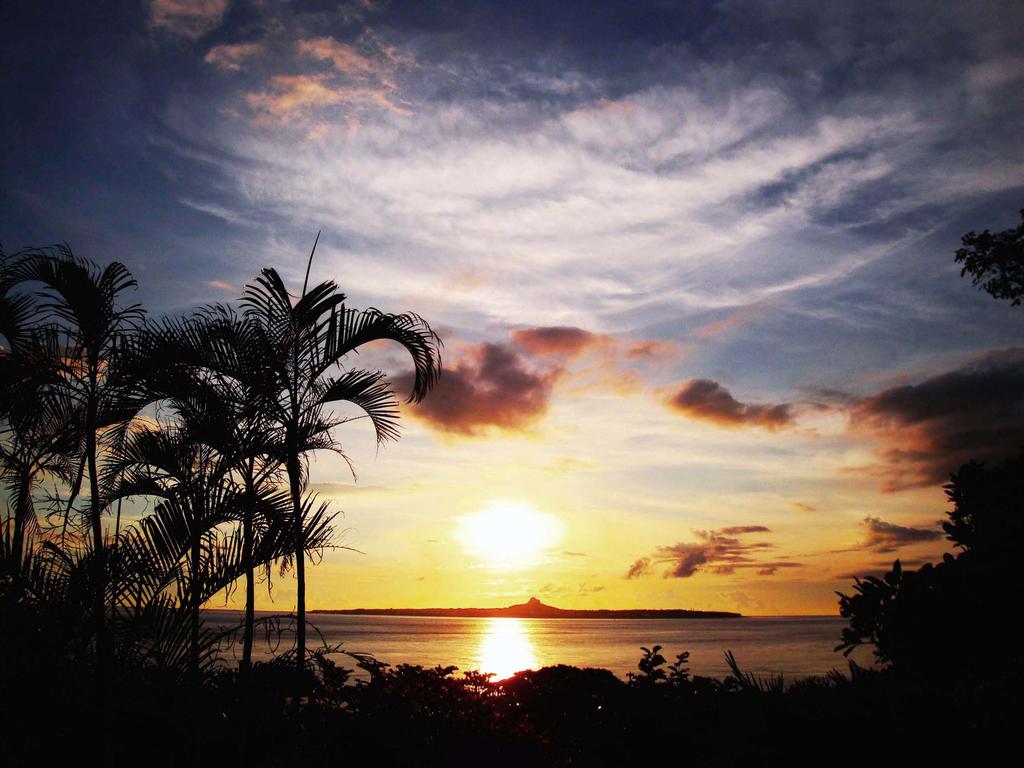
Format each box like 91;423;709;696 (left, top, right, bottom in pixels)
311;596;741;619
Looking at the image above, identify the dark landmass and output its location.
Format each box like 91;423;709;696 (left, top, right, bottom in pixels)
311;596;741;619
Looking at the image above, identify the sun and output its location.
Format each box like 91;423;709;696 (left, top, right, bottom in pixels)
456;501;564;569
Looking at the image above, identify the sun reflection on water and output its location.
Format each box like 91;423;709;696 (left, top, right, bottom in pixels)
475;618;538;680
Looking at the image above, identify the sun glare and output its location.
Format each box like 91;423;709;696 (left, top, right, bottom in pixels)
476;618;538;680
456;501;564;568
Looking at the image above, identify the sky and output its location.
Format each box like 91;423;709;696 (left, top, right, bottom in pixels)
3;0;1024;615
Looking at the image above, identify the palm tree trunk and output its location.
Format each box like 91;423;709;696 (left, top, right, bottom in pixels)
86;383;106;671
286;452;306;676
10;469;31;575
241;471;255;675
190;534;201;682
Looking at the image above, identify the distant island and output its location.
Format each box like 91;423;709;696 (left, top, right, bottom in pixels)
311;597;741;619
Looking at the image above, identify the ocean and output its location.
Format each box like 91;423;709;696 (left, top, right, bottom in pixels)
203;611;872;681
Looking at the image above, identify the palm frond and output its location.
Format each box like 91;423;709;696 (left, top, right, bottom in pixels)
317;368;402;444
329;307;442;402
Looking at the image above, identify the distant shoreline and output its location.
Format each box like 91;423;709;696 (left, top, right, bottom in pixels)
309;597;740;620
310;608;741;619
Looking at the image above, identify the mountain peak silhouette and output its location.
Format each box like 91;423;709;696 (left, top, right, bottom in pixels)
507;597;553;616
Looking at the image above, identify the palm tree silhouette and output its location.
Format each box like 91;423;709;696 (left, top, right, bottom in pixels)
1;252;72;574
0;326;82;573
6;246;147;670
2;241;442;689
240;258;441;674
141;305;291;673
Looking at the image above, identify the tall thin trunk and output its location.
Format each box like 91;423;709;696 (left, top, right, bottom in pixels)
241;464;255;675
190;531;201;682
10;469;32;575
86;375;105;671
286;449;305;676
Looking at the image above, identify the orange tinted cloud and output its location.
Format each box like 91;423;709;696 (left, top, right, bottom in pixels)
512;325;680;368
204;41;263;70
247;75;410;121
298;37;376;75
248;74;347;114
511;326;605;358
624;339;680;359
666;379;793;430
400;327;684;436
239;32;413;125
397;342;557;436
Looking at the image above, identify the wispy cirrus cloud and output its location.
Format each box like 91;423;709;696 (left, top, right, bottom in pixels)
692;302;765;339
161;0;1024;358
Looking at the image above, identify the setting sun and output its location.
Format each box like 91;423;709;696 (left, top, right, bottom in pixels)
456;501;564;569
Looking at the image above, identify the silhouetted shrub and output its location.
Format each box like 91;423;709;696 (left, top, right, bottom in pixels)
955;208;1024;305
838;452;1023;677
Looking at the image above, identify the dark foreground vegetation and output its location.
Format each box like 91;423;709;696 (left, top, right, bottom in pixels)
5;449;1021;766
3;218;1023;766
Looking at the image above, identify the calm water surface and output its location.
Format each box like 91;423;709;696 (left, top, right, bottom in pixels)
204;611;871;681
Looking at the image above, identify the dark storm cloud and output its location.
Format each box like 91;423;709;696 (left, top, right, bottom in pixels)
851;349;1024;490
831;518;944;558
667;380;794;430
396;342;556;436
626;527;802;579
860;517;943;554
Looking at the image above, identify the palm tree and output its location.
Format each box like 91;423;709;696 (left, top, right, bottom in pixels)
137;306;292;673
2;256;80;574
240;262;441;673
111;424;241;678
7;246;147;663
0;329;82;574
0;245;34;354
109;422;337;679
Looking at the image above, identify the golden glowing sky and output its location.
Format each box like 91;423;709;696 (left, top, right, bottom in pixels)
8;1;1024;615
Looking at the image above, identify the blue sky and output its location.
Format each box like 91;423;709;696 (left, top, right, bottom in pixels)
3;0;1024;612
